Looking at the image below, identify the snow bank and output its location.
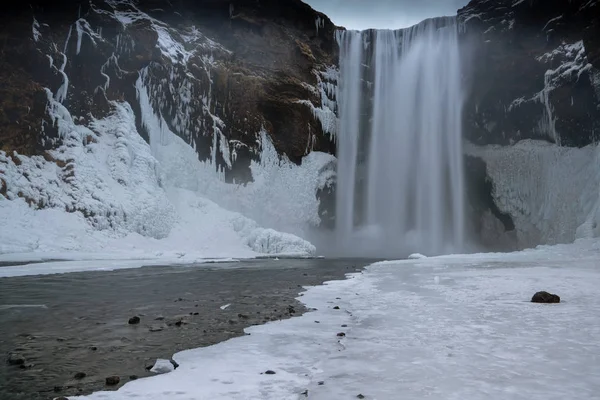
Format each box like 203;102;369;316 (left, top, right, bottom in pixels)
0;90;317;265
467;140;600;247
73;240;600;400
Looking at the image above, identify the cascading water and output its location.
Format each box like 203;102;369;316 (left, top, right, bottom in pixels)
333;17;465;257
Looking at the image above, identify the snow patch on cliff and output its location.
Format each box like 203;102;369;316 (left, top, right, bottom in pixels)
467;140;600;247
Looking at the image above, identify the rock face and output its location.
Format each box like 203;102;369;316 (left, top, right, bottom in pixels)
458;0;600;249
459;0;600;148
0;0;337;184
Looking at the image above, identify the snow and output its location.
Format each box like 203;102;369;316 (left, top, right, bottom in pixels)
150;359;175;374
32;17;41;42
1;81;319;271
72;240;600;400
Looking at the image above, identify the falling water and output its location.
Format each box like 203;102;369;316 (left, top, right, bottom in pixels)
334;17;465;257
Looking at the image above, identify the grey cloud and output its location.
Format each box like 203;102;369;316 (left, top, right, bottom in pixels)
303;0;470;30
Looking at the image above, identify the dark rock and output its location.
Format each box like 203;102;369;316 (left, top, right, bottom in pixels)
315;321;320;323
129;375;139;380
170;360;179;369
288;305;296;314
333;306;340;310
301;389;309;396
19;363;35;370
105;376;120;386
341;324;348;327
155;316;165;321
337;332;346;337
55;397;69;400
74;372;87;379
459;0;600;148
7;353;26;366
531;291;561;303
145;363;155;371
357;395;365;399
238;313;249;319
264;370;276;375
128;316;141;325
318;381;325;385
89;346;98;351
53;386;63;392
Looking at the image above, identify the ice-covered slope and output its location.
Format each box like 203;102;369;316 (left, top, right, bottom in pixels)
0;0;341;263
0;90;320;261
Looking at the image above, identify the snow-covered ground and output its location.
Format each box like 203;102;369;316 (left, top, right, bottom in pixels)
73;239;600;400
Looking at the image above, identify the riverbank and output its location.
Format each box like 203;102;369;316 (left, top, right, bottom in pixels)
0;258;375;399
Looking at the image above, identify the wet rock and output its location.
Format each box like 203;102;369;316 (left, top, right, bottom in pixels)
53;386;63;392
238;313;249;319
264;370;276;375
167;315;189;327
74;372;87;379
105;376;120;385
89;346;98;351
149;325;165;332
19;363;35;370
7;353;25;366
128;316;141;325
129;375;138;380
531;291;561;303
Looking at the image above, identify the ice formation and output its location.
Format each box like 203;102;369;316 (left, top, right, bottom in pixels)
467;140;600;247
0;3;335;261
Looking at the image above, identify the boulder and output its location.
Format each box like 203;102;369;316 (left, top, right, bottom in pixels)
531;291;561;303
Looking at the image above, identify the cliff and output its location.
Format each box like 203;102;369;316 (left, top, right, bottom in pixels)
459;0;600;147
0;0;337;187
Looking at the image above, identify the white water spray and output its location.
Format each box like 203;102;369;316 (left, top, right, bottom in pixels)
333;18;465;257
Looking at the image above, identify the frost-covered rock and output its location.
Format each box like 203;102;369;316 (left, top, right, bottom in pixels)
150;359;175;374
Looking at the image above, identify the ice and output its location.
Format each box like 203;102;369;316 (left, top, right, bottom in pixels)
72;241;600;400
1;83;317;271
150;359;175;374
467;140;600;247
408;253;427;259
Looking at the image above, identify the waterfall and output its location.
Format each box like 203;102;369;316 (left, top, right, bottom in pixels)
333;17;465;257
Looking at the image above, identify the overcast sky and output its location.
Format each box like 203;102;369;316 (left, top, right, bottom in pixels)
303;0;470;30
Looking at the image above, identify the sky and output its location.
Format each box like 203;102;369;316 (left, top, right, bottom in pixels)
303;0;470;30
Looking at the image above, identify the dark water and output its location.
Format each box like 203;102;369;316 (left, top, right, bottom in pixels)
0;258;376;399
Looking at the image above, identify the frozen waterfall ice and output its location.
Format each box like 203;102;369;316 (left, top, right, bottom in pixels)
333;17;465;257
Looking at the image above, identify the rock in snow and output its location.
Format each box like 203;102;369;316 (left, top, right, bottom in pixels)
531;291;561;304
150;359;176;374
